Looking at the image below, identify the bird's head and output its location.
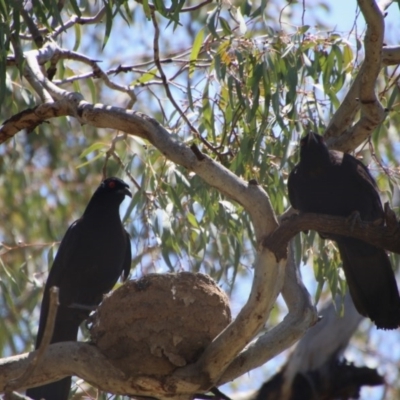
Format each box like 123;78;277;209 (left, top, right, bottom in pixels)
84;177;132;215
300;131;329;156
98;177;132;198
298;131;331;170
300;131;325;148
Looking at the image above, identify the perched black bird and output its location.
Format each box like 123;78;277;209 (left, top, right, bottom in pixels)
26;177;132;400
288;132;400;330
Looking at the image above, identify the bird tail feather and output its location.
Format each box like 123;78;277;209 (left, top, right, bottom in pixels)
26;310;83;400
337;237;400;330
26;377;72;400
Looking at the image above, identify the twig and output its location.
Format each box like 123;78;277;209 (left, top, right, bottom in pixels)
104;139;143;193
19;7;108;41
24;41;74;102
56;48;137;103
134;0;212;13
52;7;107;39
20;7;44;48
150;11;222;156
4;287;59;394
179;0;213;12
0;241;58;257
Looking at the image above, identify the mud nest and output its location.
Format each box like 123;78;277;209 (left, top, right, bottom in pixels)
90;272;231;378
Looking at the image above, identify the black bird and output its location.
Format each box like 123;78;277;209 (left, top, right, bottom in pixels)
288;132;400;329
26;177;132;400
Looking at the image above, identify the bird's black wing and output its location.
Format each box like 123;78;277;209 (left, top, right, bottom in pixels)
27;220;84;400
122;230;132;281
343;154;383;219
287;165;300;210
43;219;82;286
35;219;83;347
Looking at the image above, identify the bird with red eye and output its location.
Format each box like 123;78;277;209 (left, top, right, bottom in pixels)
26;177;132;400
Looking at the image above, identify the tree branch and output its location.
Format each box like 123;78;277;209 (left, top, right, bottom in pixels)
4;288;59;395
0;343;128;397
264;209;400;262
382;45;400;65
325;0;386;152
218;242;317;385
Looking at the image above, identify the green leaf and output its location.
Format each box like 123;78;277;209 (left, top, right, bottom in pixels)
206;6;220;39
102;0;113;49
142;0;151;19
47;245;55;269
298;25;310;35
189;29;204;77
86;77;97;104
76;152;103;169
0;0;9;17
132;68;158;85
187;212;199;228
69;0;82;17
79;142;108;159
342;43;353;71
219;17;232;36
73;23;81;51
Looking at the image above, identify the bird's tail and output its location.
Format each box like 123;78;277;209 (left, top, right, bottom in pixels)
337;237;400;330
26;309;83;400
26;377;72;400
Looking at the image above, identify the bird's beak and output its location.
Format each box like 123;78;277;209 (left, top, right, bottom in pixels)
121;187;132;198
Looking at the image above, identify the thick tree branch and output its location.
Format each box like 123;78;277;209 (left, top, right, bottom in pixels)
218;242;317;385
264;209;400;262
0;344;129;397
325;0;386;152
382;45;400;65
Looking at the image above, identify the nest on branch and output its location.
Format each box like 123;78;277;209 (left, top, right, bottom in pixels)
90;272;232;378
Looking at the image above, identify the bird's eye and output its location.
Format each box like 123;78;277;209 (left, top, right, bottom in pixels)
108;181;116;189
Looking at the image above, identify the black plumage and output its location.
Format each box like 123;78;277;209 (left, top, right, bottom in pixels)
26;177;132;399
288;132;400;330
